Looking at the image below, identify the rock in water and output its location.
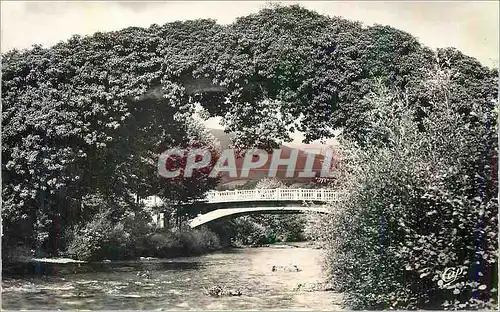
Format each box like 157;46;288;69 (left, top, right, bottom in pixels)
136;270;152;279
293;282;335;292
229;289;242;296
271;265;301;272
207;285;222;296
206;285;242;297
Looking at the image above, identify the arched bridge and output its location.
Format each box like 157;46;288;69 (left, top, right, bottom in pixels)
188;188;342;228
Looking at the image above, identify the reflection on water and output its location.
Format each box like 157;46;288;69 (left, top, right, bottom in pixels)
2;245;344;310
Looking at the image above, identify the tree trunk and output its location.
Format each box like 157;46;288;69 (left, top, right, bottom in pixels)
163;212;169;229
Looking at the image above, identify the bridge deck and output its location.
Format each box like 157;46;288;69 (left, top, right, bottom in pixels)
143;188;343;208
204;188;341;203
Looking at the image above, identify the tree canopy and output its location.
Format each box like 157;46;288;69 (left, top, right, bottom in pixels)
2;4;497;273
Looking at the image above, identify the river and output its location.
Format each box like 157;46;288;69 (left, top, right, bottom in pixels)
2;244;344;310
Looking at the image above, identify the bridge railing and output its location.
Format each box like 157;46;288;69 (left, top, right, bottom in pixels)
204;188;341;203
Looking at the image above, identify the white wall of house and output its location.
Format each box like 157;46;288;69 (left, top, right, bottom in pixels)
141;196;165;228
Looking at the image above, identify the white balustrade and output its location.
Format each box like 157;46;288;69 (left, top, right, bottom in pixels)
204;188;341;203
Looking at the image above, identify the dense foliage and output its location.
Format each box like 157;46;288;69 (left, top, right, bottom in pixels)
2;4;497;309
1;26;221;256
65;211;220;261
309;69;497;309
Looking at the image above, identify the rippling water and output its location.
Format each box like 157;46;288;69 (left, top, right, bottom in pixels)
2;245;344;310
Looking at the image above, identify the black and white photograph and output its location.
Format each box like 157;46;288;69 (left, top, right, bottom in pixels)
1;1;499;310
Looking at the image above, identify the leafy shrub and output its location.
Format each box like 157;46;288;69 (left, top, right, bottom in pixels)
65;199;154;261
227;213;306;246
229;216;270;246
270;214;307;242
3;245;33;264
65;211;114;261
147;226;220;257
311;78;498;309
179;226;221;254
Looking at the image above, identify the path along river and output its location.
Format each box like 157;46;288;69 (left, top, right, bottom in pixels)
2;244;343;310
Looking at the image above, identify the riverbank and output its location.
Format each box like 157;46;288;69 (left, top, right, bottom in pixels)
258;241;321;248
3;241;320;278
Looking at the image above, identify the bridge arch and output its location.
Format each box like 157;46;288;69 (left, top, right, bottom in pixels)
189;205;331;228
